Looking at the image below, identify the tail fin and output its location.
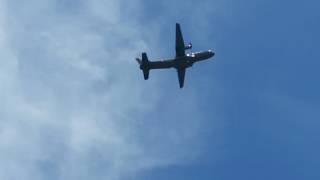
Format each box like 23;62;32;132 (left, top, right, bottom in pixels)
135;58;142;65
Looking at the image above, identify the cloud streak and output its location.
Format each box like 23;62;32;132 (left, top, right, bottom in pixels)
0;0;216;179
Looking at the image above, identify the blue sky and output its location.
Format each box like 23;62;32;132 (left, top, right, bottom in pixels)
138;0;320;179
0;0;319;180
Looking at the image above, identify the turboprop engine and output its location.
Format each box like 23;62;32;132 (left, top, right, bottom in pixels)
185;42;192;50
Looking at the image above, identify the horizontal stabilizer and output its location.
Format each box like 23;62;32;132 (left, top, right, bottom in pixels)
141;52;150;80
143;69;149;80
142;52;149;65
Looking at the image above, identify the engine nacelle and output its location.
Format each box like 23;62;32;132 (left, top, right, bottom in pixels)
185;42;192;50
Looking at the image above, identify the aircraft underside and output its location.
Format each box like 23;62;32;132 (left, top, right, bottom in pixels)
136;23;215;88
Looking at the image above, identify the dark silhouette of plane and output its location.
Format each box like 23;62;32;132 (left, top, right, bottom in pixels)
136;23;215;88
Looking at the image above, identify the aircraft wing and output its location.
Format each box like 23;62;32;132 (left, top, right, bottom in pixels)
175;23;186;57
177;68;186;88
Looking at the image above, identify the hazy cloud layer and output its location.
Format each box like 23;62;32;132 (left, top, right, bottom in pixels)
0;0;213;180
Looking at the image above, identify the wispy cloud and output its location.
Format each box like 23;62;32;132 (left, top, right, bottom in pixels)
0;0;217;179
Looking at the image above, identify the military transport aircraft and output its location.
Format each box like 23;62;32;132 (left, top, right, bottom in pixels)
136;23;215;88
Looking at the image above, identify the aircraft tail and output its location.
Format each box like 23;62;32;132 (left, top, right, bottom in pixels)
140;52;150;80
142;68;149;80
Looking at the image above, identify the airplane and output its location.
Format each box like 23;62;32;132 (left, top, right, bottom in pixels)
136;23;215;88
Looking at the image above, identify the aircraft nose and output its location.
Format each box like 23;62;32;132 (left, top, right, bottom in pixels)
208;50;215;57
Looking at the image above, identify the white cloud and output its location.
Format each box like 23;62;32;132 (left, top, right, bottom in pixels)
0;0;213;180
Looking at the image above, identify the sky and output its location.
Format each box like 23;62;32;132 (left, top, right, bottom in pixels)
0;0;320;180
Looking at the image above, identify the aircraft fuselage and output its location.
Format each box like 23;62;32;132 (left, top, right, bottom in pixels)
136;23;215;88
143;50;214;70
